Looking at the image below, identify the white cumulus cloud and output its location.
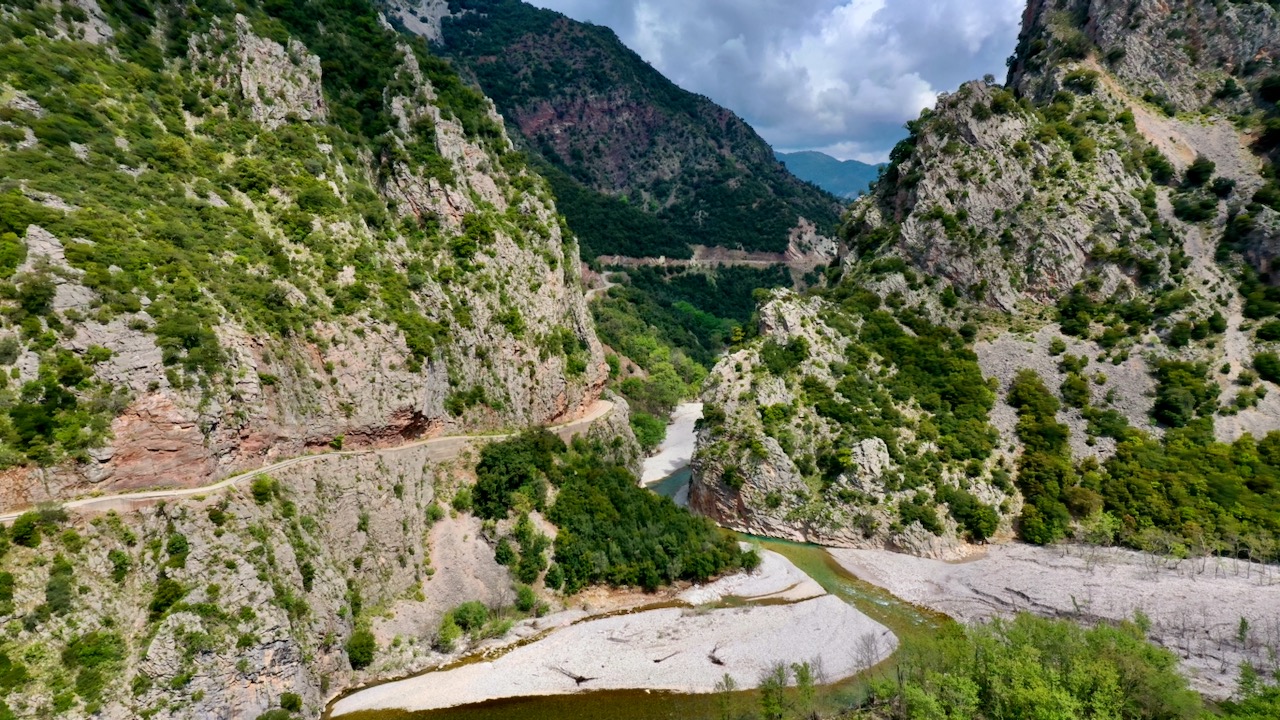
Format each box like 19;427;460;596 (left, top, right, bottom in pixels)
526;0;1025;162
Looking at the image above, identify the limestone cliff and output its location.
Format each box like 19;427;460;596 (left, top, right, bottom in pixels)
690;290;1015;559
0;4;643;716
693;0;1280;554
0;1;608;511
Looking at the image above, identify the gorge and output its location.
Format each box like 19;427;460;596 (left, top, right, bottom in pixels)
0;0;1279;719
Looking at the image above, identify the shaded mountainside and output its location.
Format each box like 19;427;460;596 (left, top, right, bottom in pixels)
407;0;841;260
693;0;1280;568
0;0;609;509
776;151;882;199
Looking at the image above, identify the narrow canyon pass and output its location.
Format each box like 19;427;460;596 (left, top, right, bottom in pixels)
0;1;1278;720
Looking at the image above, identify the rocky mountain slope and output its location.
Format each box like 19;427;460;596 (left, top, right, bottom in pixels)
0;1;654;718
385;0;842;260
692;0;1280;560
776;151;882;199
0;0;609;511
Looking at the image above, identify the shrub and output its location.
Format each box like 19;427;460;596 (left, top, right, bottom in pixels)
345;628;376;670
9;512;41;547
1063;69;1099;93
629;412;667;452
0;572;13;615
544;564;564;591
451;487;472;513
425;503;445;525
450;601;489;632
46;554;75;614
1258;322;1280;342
435;614;461;652
1211;177;1236;198
939;487;999;542
250;476;276;504
1060;373;1090;409
1172;193;1217;222
1184;155;1215;187
280;693;302;712
1144;149;1175;184
1153;361;1217;427
493;537;516;566
760;337;809;375
108;549;131;583
149;578;186;620
1255;353;1280;384
515;584;536;612
899;499;942;536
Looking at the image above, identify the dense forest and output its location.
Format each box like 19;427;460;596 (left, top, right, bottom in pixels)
1008;362;1280;560
852;614;1278;720
470;430;758;593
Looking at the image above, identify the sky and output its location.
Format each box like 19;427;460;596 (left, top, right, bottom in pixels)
527;0;1026;163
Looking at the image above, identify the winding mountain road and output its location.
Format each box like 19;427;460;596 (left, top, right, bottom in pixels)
0;400;614;523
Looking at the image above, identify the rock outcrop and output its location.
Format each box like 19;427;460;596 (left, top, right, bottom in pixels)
1011;0;1280;114
0;8;607;509
690;291;1014;559
695;0;1280;554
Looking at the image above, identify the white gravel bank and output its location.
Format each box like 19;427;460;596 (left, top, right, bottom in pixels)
332;550;894;715
832;543;1280;698
641;403;703;483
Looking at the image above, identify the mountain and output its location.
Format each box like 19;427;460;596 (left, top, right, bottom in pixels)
775;150;882;199
0;0;655;716
691;0;1280;578
390;0;842;260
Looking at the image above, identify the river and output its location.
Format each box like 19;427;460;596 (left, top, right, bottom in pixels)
329;404;944;720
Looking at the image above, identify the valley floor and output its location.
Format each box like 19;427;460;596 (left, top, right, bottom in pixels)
640;402;703;484
329;549;894;715
833;543;1280;699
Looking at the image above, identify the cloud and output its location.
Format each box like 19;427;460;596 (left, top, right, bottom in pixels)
526;0;1025;161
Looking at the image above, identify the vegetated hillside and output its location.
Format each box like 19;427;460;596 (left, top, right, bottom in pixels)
0;1;747;718
414;0;841;259
0;0;610;509
776;151;882;199
693;0;1280;566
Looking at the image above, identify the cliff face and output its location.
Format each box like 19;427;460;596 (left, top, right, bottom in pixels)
1010;0;1280;113
0;0;607;510
404;0;842;260
0;404;626;720
0;2;642;717
689;291;1014;559
692;0;1280;553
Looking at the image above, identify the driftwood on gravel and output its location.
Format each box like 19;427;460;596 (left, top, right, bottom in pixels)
654;651;680;663
551;666;597;685
708;644;725;666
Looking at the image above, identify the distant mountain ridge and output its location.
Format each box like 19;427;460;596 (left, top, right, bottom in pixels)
775;150;883;198
412;0;842;260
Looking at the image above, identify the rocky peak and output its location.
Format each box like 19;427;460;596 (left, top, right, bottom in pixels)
1010;0;1280;113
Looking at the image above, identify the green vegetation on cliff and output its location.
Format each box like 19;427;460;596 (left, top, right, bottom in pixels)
0;0;597;468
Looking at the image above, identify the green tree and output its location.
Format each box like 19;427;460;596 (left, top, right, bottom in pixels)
345;628;376;670
8;512;41;548
757;664;789;720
